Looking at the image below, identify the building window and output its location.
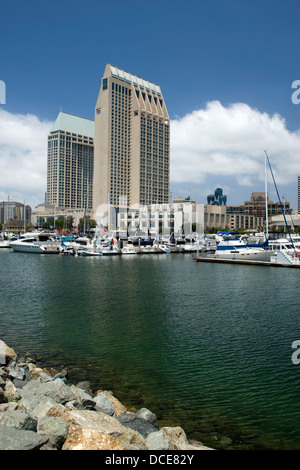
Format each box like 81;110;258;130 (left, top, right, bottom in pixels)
103;78;108;90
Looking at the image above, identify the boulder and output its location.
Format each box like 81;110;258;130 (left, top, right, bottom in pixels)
117;411;158;438
70;385;96;409
37;416;69;449
20;378;75;404
94;390;127;417
62;424;126;450
0;423;48;450
4;379;22;402
0;410;37;431
156;426;213;450
18;393;64;418
146;429;170;450
67;409;145;447
136;407;158;427
0;341;17;365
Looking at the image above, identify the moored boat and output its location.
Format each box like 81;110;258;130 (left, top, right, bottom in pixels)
199;236;274;262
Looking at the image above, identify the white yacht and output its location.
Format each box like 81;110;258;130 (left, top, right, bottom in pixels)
10;237;47;253
121;245;137;255
268;237;300;255
199;236;273;262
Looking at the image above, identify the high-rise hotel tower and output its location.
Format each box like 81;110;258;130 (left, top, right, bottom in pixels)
93;64;170;212
46;111;94;210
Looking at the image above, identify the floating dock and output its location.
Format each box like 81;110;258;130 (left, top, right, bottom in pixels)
193;257;300;269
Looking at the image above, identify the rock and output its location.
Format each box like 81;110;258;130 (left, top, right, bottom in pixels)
7;362;29;381
0;341;17;365
0;340;214;451
4;379;22;402
93;392;115;415
20;378;75;404
146;430;170;450
136;407;158;427
117;412;158;438
37;416;69;449
70;385;96;409
94;390;127;417
0;410;37;431
0;402;18;411
76;381;92;395
0;423;48;450
18;393;64;418
67;409;145;447
52;373;68;385
219;436;233;446
158;426;212;450
62;424;126;450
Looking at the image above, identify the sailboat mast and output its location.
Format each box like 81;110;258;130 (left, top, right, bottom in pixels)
265;150;296;252
264;151;269;240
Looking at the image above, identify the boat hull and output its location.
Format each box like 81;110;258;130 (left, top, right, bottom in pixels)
201;250;273;262
10;243;45;253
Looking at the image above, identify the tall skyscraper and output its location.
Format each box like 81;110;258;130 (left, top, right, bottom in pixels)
298;176;300;214
46;111;94;210
93;64;170;212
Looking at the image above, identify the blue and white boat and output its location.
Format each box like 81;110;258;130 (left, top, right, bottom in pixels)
199;236;273;262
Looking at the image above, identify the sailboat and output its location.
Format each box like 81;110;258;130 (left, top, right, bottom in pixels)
264;151;299;265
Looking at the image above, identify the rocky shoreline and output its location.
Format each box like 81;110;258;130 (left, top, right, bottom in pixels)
0;340;212;450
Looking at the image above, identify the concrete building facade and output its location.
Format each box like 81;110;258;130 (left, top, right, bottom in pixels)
93;64;170;216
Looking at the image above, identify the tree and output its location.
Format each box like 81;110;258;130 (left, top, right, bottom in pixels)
89;219;97;229
55;218;64;231
78;216;97;233
66;216;74;230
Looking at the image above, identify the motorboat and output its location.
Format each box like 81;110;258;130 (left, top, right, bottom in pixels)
268;238;300;255
199;236;274;262
80;249;103;257
121;245;137;255
102;246;120;255
10;237;47;253
135;245;158;254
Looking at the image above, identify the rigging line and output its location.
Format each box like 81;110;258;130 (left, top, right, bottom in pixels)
264;150;295;252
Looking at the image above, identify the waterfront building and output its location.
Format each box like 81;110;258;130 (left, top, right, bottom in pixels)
115;201;228;236
46;111;94;211
32;203;89;232
93;64;170;216
226;192;290;231
269;211;300;232
0;200;31;231
298;176;300;214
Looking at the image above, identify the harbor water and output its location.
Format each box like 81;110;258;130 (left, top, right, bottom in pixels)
1;249;300;449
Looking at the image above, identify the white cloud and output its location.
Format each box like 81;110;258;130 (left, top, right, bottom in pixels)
0;109;52;208
170;101;300;192
0;102;299;211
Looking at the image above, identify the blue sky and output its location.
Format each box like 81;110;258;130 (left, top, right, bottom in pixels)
0;0;299;210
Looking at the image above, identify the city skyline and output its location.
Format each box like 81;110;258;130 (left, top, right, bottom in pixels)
0;0;299;210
